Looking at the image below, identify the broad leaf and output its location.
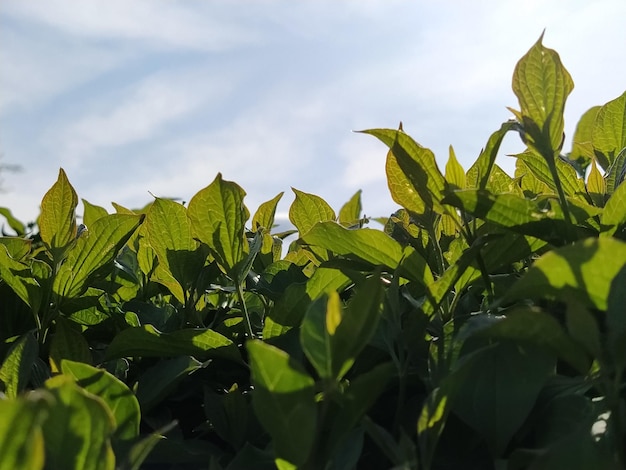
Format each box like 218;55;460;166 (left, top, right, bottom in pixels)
61;360;140;439
300;291;340;380
49;317;92;373
252;192;284;232
145;198;204;298
363;128;446;214
289;188;335;235
53;213;143;301
587;159;606;207
601;171;626;235
0;207;26;236
338;190;363;226
592;90;626;170
43;376;116;470
511;34;574;156
570;106;601;171
247;340;316;467
39;168;78;256
466;121;515;190
104;324;241;362
515;150;586;199
0;331;38;398
82;199;109;226
0;393;49;470
187;173;249;274
445;146;465;190
502;237;626;311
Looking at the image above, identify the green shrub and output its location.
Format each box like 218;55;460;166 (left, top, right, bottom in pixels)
1;35;625;470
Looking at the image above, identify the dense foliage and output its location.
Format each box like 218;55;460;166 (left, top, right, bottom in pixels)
1;36;626;470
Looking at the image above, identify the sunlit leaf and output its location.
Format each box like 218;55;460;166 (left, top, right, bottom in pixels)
289;188;335;236
247;340;316;467
39;168;78;257
0;331;38;398
570;106;601;171
466;121;515;190
338;190;363;226
188;173;249;274
82;199;109;227
587;159;606;207
592;90;626;170
252;192;284;232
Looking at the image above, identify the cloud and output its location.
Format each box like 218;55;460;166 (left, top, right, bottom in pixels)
2;0;260;51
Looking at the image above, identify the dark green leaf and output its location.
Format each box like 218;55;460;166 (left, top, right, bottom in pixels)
0;332;38;398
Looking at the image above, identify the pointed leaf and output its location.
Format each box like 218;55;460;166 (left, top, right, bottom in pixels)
82;199;109;227
466;121;515;189
53;213;143;300
338;190;363;226
188;173;249;273
587;159;606;206
511;34;574;155
363;128;446;214
604;146;626;195
0;244;37;306
601;174;626;235
300;292;340;380
0;332;38;398
289;188;335;235
252;192;284;232
0;393;49;470
516;150;586;199
104;324;241;362
592;90;626;170
247;340;316;466
39;168;78;255
0;207;26;236
61;360;140;439
445;146;465;189
145;198;203;295
49;317;92;373
570;106;601;170
502;237;626;311
43;376;115;470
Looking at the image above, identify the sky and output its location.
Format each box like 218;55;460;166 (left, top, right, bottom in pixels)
1;1;625;232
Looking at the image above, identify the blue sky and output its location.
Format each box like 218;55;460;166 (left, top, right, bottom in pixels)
1;1;625;230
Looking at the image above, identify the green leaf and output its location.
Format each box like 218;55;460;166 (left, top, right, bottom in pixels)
0;331;38;398
0;236;31;260
570;106;601;171
607;265;626;365
301;221;434;286
49;317;92;373
134;356;204;412
82;199;109;227
145;198;204;299
600;172;626;235
187;173;249;274
43;375;116;470
119;421;176;470
53;213;143;301
451;341;554;456
263;267;352;338
289;188;335;236
104;324;241;362
592;90;626;170
0;244;38;306
604;146;626;195
511;34;574;156
39;168;79;256
0;207;26;236
247;340;316;467
362;128;446;214
502;237;626;311
515;150;586;199
300;292;341;380
252;192;284;232
587;159;606;206
332;272;384;379
61;360;140;439
472;308;590;374
445;146;465;190
0;392;49;470
466;121;515;190
338;190;363;226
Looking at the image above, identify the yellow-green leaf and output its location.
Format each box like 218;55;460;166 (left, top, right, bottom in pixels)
511;34;574;156
587;159;606;207
570;106;601;170
82;199;109;227
187;173;249;274
466;121;515;190
338;190;363;226
289;188;335;235
252;192;284;232
39;169;78;256
592;90;626;170
0;332;38;398
445;146;465;190
601;176;626;236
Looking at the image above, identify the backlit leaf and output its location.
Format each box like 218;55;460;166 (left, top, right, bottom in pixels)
515;150;586;199
104;324;241;363
570;106;601;170
0;331;38;398
53;213;143;301
466;121;515;190
61;360;140;439
247;340;316;467
587;159;606;207
502;237;626;311
39;168;78;256
188;173;249;274
289;188;335;235
338;190;363;226
43;376;115;470
600;175;626;235
82;199;109;227
592;90;626;170
511;34;574;156
445;146;465;190
252;192;284;232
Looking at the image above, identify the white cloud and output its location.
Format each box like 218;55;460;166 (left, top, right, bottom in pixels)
2;0;260;51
